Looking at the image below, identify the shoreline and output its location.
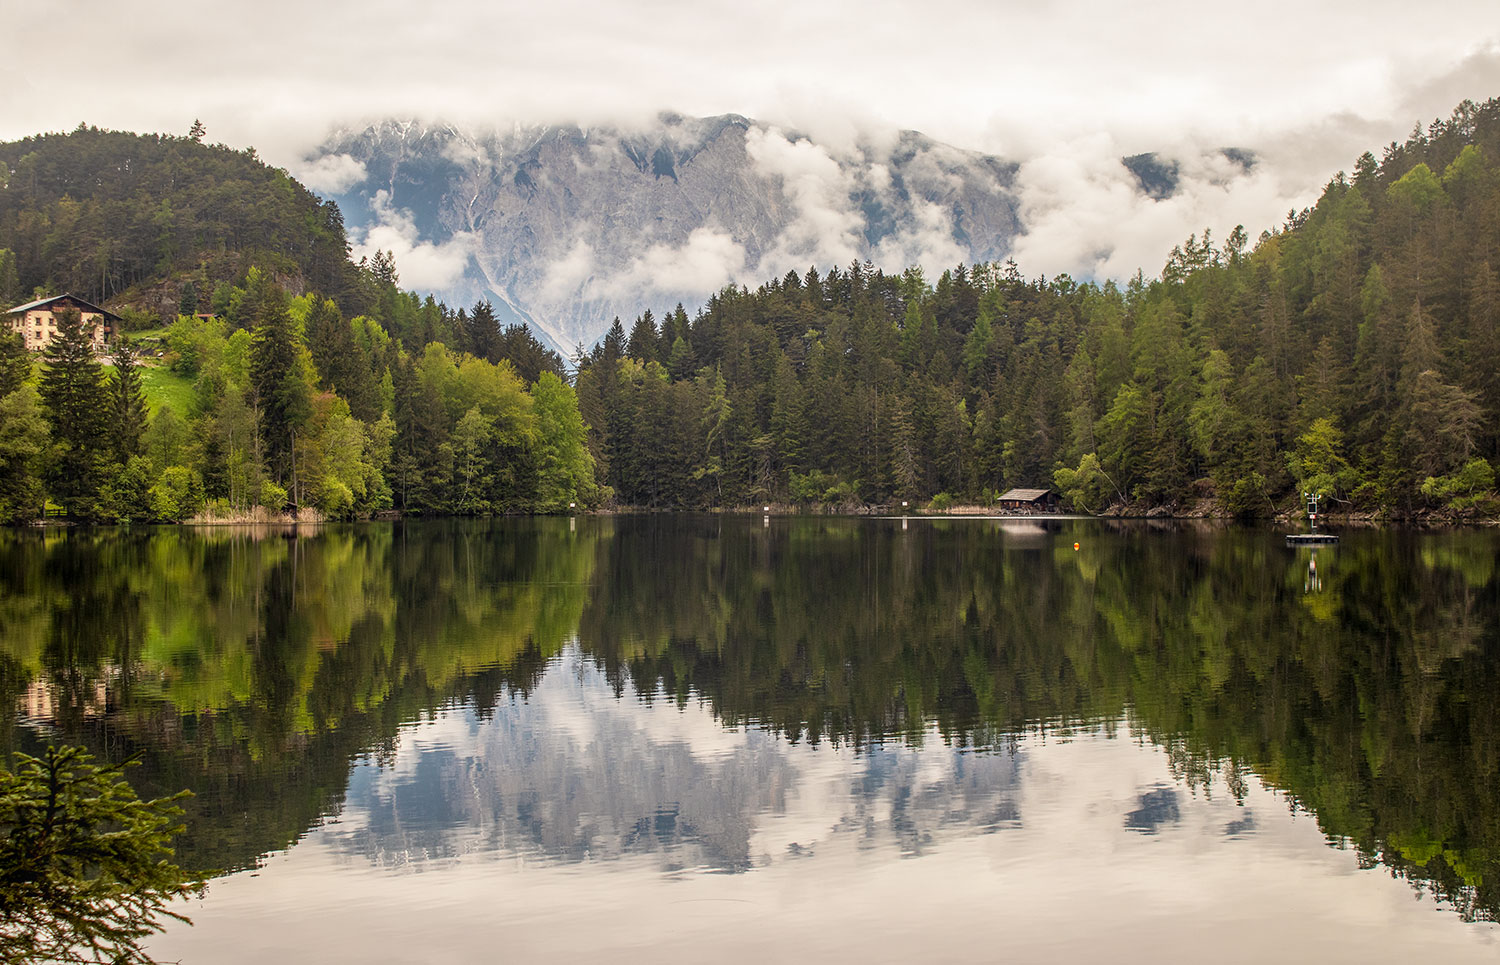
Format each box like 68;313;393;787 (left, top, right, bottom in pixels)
16;502;1500;528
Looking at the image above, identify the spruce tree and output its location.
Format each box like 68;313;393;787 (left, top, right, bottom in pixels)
627;311;658;362
109;336;148;464
247;277;310;492
39;309;109;518
0;329;29;395
0;383;48;522
466;300;499;362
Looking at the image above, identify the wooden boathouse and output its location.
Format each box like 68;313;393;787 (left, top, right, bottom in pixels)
997;488;1062;514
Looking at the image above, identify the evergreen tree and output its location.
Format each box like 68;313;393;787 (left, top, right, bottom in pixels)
0;382;47;521
495;324;566;384
627;310;658;362
0;247;20;309
0;746;204;965
178;280;198;316
247;275;311;493
108;336;148;464
39;309;109;518
466;300;499;362
0;328;29;395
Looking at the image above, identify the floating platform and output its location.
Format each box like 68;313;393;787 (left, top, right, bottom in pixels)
1286;534;1340;545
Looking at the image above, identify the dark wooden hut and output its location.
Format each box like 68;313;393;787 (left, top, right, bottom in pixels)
997;488;1062;514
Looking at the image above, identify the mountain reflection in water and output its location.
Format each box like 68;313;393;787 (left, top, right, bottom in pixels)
328;648;1023;874
2;517;1498;962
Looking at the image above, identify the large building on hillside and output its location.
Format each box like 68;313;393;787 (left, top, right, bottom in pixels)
5;294;120;351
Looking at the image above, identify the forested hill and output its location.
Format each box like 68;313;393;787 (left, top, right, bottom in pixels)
3;96;1500;522
574;96;1500;516
0;125;361;315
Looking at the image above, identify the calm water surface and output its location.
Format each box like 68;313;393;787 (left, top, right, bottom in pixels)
2;516;1498;962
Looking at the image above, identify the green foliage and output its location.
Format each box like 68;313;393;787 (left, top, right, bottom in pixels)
1421;458;1497;512
0;745;203;965
531;372;598;510
149;466;204;522
1054;453;1114;513
0;329;30;396
258;480;288;512
103;456;154;522
1221;472;1269;518
0;383;48;521
1387;162;1446;212
1286;418;1357;500
928;491;954;512
0;247;21;309
788;469;857;505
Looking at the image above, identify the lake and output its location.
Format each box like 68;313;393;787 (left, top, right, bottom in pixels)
3;516;1498;962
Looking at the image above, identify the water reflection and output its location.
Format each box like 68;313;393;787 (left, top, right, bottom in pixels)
327;648;1023;874
2;517;1499;936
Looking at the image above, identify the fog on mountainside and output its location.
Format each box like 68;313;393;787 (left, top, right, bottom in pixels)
310;114;1030;354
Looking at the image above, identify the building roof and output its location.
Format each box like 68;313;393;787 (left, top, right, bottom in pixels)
6;293;122;321
998;488;1056;502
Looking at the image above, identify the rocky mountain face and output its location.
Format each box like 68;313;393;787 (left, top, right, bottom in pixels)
309;114;1024;353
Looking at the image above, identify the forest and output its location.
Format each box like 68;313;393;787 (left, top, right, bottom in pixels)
571;96;1500;516
2;97;1500;520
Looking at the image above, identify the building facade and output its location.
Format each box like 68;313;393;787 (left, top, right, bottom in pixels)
5;294;121;351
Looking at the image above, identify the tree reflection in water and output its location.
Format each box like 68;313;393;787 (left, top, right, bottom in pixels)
1;517;1497;922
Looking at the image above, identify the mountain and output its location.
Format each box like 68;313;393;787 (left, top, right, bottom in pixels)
309;114;1025;353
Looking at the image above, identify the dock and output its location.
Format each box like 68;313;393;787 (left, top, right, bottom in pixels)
1286;533;1339;545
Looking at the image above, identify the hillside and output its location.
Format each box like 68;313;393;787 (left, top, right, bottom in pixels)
0;125;363;318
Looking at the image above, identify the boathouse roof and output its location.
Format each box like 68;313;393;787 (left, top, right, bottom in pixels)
998;488;1056;502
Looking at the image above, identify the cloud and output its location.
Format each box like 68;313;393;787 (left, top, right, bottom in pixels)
534;227;747;310
871;199;968;274
608;227;749;300
1008;137;1296;282
6;0;1499;306
293;153;368;194
353;190;477;292
744;127;863;277
537;238;598;302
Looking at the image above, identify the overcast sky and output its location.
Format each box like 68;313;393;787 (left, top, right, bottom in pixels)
6;0;1500;281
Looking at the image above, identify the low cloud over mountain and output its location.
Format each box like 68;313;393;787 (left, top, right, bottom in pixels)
308;114;1027;352
305;113;1272;352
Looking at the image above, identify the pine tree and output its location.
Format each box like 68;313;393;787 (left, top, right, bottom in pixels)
109;336;148;464
40;309;109;518
0;248;21;309
0;329;29;395
466;300;499;362
0;383;48;522
627;311;658;362
247;276;310;491
0;745;204;965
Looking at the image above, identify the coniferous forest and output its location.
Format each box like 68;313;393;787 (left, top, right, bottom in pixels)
3;98;1500;522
